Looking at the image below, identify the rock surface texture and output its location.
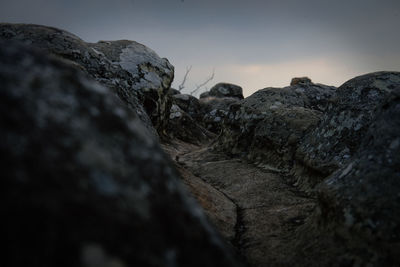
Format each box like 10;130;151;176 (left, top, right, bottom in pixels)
217;78;336;172
164;143;315;267
166;74;400;267
288;73;400;267
1;42;241;267
2;22;400;267
208;83;244;100
199;96;241;133
0;23;174;137
296;72;400;187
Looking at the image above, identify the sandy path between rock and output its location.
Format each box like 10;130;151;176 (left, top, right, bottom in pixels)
162;140;316;267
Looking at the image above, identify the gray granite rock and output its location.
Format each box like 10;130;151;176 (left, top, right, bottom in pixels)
216;78;335;170
209;83;244;99
199;97;240;133
172;93;201;120
291;84;400;267
91;40;174;134
0;23;175;137
295;72;400;187
290;76;312;86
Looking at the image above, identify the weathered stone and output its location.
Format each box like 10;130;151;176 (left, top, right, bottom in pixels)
199;97;240;133
216;80;334;170
241;81;336;112
209;83;244;100
176;144;316;267
91;40;174;134
240;87;307;111
290;76;312;86
166;104;215;144
172;93;201;120
249;107;322;170
0;23;175;137
295;71;400;187
290;86;400;267
1;42;241;267
289;82;336;112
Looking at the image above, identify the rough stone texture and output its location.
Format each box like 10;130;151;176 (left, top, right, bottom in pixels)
241;82;336;112
290;76;312;86
249;107;322;171
240;87;308;111
90;40;174;135
0;23;175;137
172;93;201;120
199;97;240;133
217;80;335;171
176;145;315;267
1;42;242;267
289;86;400;267
161;141;237;242
296;72;400;187
166;104;215;144
168;93;217;144
209;83;244;99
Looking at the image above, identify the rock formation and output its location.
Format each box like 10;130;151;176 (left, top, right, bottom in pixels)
208;83;244;100
0;23;174;138
211;73;400;266
217;78;336;171
310;92;400;265
295;72;400;188
287;73;400;266
1;34;241;266
2;22;400;267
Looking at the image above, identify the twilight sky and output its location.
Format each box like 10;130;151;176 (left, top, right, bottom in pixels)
1;0;399;96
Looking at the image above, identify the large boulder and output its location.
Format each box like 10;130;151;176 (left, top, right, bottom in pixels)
241;78;335;112
199;97;240;133
1;42;241;267
90;40;174;135
208;83;244;99
290;76;312;86
291;86;400;266
0;23;175;137
295;72;400;187
217;79;335;171
172;93;201;120
250;107;321;170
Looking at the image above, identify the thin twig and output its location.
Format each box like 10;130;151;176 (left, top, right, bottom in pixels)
178;65;192;91
190;68;215;95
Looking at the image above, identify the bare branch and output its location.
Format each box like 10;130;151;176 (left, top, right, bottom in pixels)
178;65;192;91
190;68;215;96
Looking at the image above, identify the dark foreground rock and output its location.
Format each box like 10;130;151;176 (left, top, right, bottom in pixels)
0;23;175;137
1;42;242;267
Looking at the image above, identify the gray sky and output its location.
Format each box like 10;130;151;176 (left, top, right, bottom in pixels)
1;0;400;96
